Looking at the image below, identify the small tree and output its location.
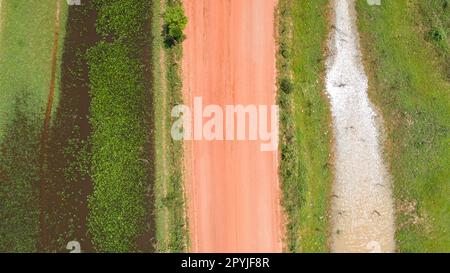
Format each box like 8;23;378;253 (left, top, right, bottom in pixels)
164;5;188;46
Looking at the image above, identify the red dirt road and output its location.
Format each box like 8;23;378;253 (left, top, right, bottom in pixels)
182;0;283;252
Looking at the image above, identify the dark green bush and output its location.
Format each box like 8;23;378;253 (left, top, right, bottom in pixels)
280;78;294;94
164;4;187;46
429;27;447;42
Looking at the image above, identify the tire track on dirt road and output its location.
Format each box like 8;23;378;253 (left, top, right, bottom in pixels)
326;0;395;253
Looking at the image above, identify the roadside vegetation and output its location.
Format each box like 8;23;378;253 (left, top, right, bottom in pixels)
0;0;68;252
357;0;450;252
277;0;332;252
86;0;154;252
152;0;188;252
418;0;449;79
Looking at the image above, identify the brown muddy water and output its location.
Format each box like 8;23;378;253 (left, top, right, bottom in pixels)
326;0;395;253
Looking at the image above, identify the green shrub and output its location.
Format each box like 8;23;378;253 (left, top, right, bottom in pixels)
164;4;187;46
280;78;293;94
429;27;447;42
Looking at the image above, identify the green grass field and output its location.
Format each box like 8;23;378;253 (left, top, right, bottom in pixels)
0;0;67;138
277;0;332;252
357;0;450;252
0;0;68;252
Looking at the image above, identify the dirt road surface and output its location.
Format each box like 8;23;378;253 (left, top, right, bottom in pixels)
182;0;283;253
326;0;395;253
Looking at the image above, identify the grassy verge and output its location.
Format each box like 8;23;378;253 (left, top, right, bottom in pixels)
152;0;187;252
87;0;154;252
0;0;68;252
417;0;449;78
277;0;332;252
357;0;450;252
